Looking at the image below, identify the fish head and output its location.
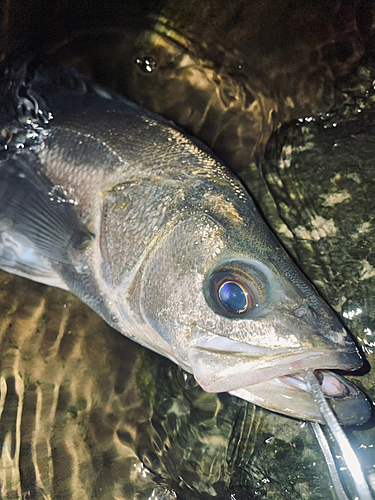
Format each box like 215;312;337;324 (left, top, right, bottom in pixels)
127;175;364;421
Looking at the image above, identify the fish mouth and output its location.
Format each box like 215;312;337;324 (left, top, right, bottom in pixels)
188;333;362;392
187;333;368;423
231;370;371;425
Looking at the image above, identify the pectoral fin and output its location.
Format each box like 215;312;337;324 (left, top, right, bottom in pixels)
0;154;93;269
0;230;68;288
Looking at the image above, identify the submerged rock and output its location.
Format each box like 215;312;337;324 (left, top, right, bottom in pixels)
1;0;375;498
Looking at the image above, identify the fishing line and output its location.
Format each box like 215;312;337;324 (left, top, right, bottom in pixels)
305;371;373;500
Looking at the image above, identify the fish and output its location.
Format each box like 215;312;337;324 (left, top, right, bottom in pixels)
0;57;370;424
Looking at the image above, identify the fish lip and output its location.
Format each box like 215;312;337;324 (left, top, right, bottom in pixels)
191;330;359;355
188;334;363;393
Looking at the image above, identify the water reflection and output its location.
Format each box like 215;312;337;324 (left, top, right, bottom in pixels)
0;270;341;499
1;0;375;498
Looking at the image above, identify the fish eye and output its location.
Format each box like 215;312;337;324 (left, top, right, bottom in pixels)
208;270;261;317
219;281;248;313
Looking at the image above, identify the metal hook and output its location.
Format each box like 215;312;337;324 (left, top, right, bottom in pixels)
306;371;374;500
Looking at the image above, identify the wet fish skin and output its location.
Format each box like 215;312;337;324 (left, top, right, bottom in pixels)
0;61;365;421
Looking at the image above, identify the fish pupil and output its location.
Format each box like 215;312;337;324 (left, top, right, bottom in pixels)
219;281;248;313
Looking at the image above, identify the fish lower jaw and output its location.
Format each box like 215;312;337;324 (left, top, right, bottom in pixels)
231;370;371;425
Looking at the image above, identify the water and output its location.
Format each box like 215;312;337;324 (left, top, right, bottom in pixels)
1;0;375;498
0;270;341;499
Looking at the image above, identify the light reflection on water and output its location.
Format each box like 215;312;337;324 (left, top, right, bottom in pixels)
0;270;344;500
343;309;363;320
1;0;375;498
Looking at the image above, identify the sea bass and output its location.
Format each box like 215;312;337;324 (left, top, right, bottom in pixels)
0;59;369;423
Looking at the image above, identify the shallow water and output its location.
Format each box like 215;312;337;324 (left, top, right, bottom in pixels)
0;269;345;499
1;0;375;498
